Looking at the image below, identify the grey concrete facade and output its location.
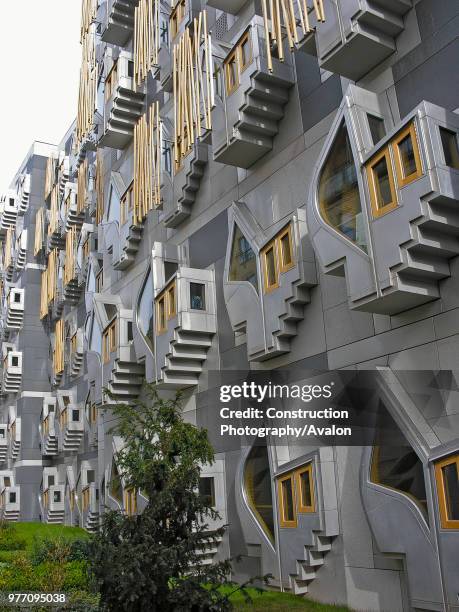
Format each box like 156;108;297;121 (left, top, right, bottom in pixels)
1;0;459;610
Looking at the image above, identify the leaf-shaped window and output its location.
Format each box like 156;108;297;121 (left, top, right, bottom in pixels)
318;123;367;251
244;442;274;543
137;266;154;350
229;225;258;292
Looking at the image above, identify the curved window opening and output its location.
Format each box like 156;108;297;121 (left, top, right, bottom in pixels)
244;443;274;543
229;224;258;292
371;410;428;520
137;267;154;349
318;123;367;251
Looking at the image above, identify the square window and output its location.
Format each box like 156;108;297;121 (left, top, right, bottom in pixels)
199;477;215;507
393;122;423;187
367;149;397;218
0;430;5;439
440;127;459;170
11;356;19;367
190;283;206;311
87;470;95;484
4;477;11;487
13;292;21;303
367;114;386;146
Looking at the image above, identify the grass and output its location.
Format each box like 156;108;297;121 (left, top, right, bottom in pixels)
226;586;351;611
3;522;89;551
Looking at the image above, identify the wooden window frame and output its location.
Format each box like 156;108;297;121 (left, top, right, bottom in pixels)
156;293;167;335
278;473;297;528
392;121;423;188
102;317;117;364
224;28;252;96
96;268;104;293
105;60;118;102
124;488;138;516
261;242;279;293
278;225;294;273
434;454;459;530
261;223;295;293
296;464;315;513
120;181;134;226
155;280;177;335
366;147;398;218
170;0;186;40
167;283;176;319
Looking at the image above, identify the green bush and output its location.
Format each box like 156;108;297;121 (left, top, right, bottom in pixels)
30;535;72;566
63;561;90;590
0;523;26;551
65;590;99;612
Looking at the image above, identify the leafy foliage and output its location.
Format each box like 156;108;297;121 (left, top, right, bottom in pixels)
89;385;269;611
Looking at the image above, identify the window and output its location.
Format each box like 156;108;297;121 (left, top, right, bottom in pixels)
277;462;316;527
367;114;386;146
4;477;11;487
261;224;295;293
244;444;274;542
11;356;19;367
127;321;133;342
124;489;137;516
170;0;186;39
70;332;78;355
435;454;459;529
96;268;103;293
199;477;215;507
105;60;118;102
155;280;176;334
102;318;117;363
366;148;397;217
297;464;314;513
72;409;80;422
120;182;134;225
278;473;296;528
190;283;205;310
13;292;21;304
87;470;95;484
137;267;154;348
224;29;252;95
393;122;423;187
440;127;459;170
48;475;55;487
228;225;258;291
110;461;123;503
53;491;61;503
9;492;16;504
319;123;366;249
0;429;5;439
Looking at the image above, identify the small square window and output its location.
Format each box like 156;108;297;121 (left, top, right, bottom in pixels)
190;283;206;310
440;127;459;170
393;122;423;187
367;149;397;218
0;429;5;439
4;477;11;487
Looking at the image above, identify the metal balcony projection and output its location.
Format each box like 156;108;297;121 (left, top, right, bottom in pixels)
0;425;7;464
14;230;27;270
0;485;20;522
153;253;216;388
102;0;138;47
70;329;85;378
64;183;84;232
40;398;58;457
99;51;145;150
223;204;316;361
8;413;21;461
2;349;22;395
81;481;100;532
307;85;459;315
0;192;18;234
42;484;65;524
17;174;31;216
57;392;84;453
98;302;145;401
212;17;295;169
303;0;412;81
5;288;25;331
163;142;208;228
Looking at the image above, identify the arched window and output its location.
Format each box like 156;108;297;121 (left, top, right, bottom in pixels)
229;225;258;292
318;123;367;251
137;267;154;349
244;443;274;542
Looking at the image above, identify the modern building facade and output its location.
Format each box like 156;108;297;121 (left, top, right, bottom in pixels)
0;0;459;609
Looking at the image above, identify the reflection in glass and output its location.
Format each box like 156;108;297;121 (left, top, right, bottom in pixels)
190;283;205;310
300;470;312;508
229;225;258;291
442;462;459;520
281;478;294;521
244;443;274;542
373;156;393;207
137;267;154;349
318;124;366;250
265;246;277;288
398;134;417;178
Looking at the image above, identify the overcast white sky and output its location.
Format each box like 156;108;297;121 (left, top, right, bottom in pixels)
0;1;82;189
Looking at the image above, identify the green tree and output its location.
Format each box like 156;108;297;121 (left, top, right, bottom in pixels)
90;385;267;611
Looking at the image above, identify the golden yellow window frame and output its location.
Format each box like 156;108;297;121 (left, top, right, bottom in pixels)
124;488;138;516
156;294;167;334
170;0;186;40
366;147;398;218
120;181;134;225
296;464;315;513
261;223;295;293
156;280;177;334
224;28;253;96
96;268;104;293
278;225;295;274
102;318;117;363
434;454;459;530
261;242;279;293
392;121;423;188
278;473;297;528
105;60;118;102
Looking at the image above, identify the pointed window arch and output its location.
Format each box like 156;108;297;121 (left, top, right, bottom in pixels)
137;266;154;349
229;224;258;292
318;123;367;251
244;442;274;543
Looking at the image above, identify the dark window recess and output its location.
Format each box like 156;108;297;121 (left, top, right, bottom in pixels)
72;410;80;422
127;321;133;342
9;492;16;503
244;442;275;542
368;114;386;146
229;224;258;291
164;261;178;282
13;293;21;303
0;429;5;439
440;127;459;170
128;61;134;78
190;283;206;310
199;477;215;506
87;470;95;484
48;475;55;487
53;491;61;503
11;357;19;367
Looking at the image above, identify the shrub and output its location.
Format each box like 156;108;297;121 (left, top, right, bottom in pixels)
30;535;72;566
63;561;90;590
0;522;26;551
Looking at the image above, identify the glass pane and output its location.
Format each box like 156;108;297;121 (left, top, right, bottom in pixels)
318;124;366;250
199;477;215;506
442;463;459;521
168;286;176;315
10;493;16;503
137;268;154;349
227;57;237;89
265;247;277;287
87;470;95;484
398;133;417;178
240;37;250;67
229;225;258;292
282;479;294;521
158;298;165;330
368;115;386;146
244;444;274;542
48;476;55;486
190;283;205;310
54;491;61;503
280;232;292;268
373;156;393;207
300;470;312;508
440;128;459;170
